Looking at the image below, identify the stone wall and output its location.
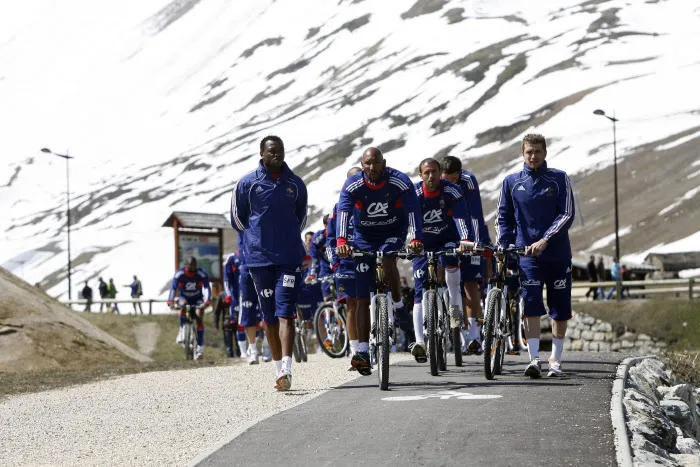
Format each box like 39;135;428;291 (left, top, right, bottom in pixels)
623;358;700;466
543;311;669;353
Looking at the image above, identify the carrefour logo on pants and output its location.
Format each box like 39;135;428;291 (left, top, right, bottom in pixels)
356;263;370;273
261;289;273;298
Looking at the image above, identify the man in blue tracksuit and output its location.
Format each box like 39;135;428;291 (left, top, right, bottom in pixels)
230;135;307;391
223;249;245;358
410;158;473;363
441;156;492;355
496;133;575;378
336;147;424;374
306;216;332;301
235;236;271;365
326;167;362;360
167;256;212;360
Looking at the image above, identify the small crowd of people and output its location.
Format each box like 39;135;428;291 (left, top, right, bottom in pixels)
80;275;143;313
585;255;634;300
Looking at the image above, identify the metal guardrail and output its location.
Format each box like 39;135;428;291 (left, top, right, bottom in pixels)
572;278;697;300
62;298;169;315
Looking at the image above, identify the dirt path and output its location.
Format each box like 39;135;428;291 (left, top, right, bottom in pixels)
134;322;159;356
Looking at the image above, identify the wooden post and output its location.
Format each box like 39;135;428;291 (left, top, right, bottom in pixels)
173;217;180;272
218;228;224;288
690;278;695;300
149;299;153;315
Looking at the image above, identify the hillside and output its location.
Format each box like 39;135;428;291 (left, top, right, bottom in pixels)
0;267;150;373
1;0;699;298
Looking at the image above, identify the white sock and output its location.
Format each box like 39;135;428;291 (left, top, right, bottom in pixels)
445;268;461;307
350;339;359;355
468;317;478;341
412;302;424;344
273;360;282;376
527;338;540;361
305;328;313;342
358;342;369;353
249;343;258;356
460;329;468;352
238;340;248;355
552;337;564;362
282;355;292;373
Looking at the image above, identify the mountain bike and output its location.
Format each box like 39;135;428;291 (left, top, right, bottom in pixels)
352;249;404;391
481;245;526;380
410;248;476;376
172;303;200;361
311;274;351;359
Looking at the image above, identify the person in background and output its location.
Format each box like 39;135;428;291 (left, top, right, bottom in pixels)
585;255;599;300
212;283;237;357
98;278;109;312
621;264;631;299
82;281;93;312
125;275;143;314
108;278;120;314
607;258;621;300
596;256;606;300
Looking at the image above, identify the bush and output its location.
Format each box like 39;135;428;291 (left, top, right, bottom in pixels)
665;351;700;386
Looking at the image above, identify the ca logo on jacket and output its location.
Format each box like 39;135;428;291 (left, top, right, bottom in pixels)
423;209;443;224
367;202;389;218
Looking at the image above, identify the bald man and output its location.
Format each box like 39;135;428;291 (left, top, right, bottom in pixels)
336;148;423;374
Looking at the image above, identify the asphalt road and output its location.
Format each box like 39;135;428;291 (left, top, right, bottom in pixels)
198;352;621;467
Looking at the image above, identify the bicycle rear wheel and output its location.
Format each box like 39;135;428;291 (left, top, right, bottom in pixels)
377;296;390;390
438;304;447;372
313;305;348;358
293;332;301;363
517;295;527;351
296;332;307;362
482;289;502;380
425;290;438;377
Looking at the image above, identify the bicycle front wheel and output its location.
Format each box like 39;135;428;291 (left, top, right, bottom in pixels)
483;289;502;380
438;303;447;372
452;327;463;367
184;323;194;361
425;290;439;377
377;295;390;390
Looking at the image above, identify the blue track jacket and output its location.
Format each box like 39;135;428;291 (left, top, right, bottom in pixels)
336;167;422;245
455;170;492;245
495;162;575;261
231;160;308;267
415;179;473;248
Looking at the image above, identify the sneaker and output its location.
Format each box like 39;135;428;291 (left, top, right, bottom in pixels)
351;352;372;376
409;342;428;363
466;339;482;356
248;349;260;365
548;358;564;377
448;306;462;328
275;371;292;392
195;345;204;360
525;358;542;378
175;327;184;344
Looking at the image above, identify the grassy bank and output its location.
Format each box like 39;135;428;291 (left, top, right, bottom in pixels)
575;299;700;351
1;312;239;398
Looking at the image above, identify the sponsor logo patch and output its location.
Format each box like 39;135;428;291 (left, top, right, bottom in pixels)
423;209;443;224
356;263;370;273
471;256;481;265
261;289;273;298
553;279;567;290
521;279;541;286
367;202;389;218
283;275;296;288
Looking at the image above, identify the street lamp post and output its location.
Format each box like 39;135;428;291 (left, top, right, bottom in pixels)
41;147;74;300
593;109;621;300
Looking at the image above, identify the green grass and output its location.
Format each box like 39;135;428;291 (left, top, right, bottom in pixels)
575;300;700;351
81;312;230;362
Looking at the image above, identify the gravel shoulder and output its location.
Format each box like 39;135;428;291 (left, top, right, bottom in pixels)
0;353;412;466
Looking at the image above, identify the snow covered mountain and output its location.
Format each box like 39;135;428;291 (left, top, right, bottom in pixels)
2;0;700;299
